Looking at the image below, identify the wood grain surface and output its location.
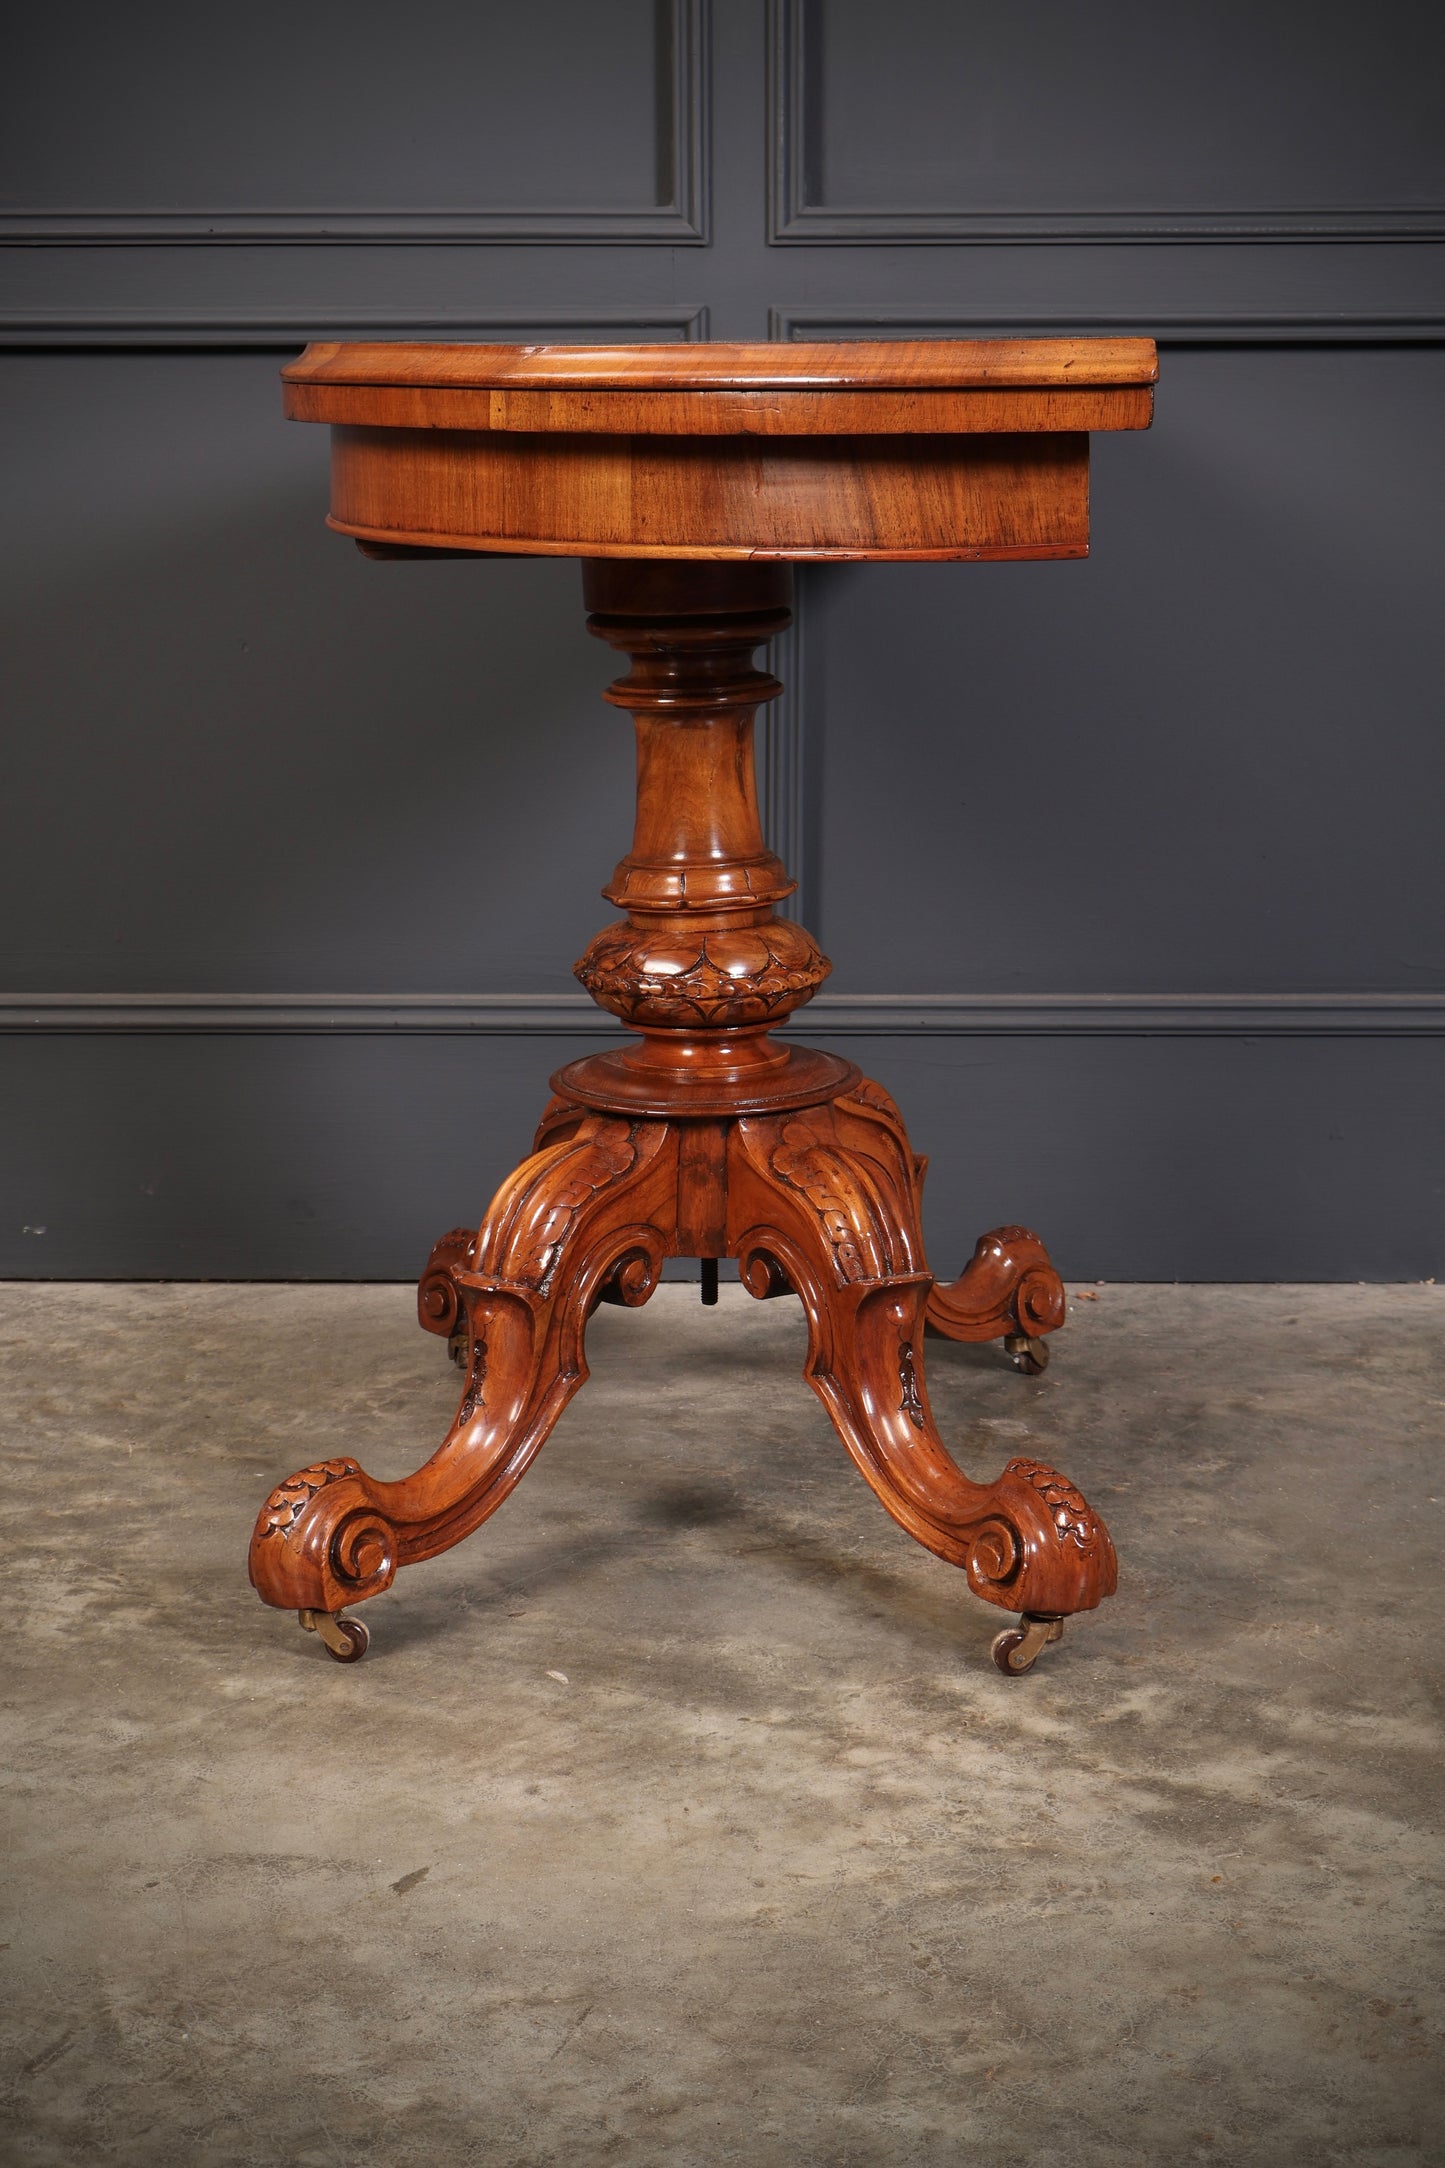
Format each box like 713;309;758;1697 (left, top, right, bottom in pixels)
283;337;1157;437
327;425;1092;561
284;339;1159;388
288;337;1155;561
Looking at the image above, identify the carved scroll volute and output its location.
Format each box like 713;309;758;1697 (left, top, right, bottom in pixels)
989;1458;1119;1614
925;1224;1068;1344
249;1457;399;1614
418;1226;476;1339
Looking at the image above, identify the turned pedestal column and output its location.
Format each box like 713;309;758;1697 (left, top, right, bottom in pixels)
249;338;1155;1676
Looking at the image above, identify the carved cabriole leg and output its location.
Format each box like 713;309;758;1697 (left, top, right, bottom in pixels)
726;1095;1117;1622
248;1112;676;1617
926;1226;1068;1348
833;1074;1068;1356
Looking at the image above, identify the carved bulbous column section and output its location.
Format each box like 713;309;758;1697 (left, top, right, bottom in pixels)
576;918;829;1031
561;561;850;1115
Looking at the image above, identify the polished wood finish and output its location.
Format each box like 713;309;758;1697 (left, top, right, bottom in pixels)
324;426;1092;562
251;342;1153;1671
283;336;1158;432
254;1086;1115;1628
560;559;856;1115
284;337;1154;562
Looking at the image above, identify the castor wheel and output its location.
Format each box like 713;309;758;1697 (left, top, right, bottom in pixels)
299;1608;371;1663
447;1327;468;1368
1004;1330;1049;1375
991;1613;1064;1676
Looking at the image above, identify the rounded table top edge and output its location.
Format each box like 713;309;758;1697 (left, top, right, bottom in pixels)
281;337;1159;393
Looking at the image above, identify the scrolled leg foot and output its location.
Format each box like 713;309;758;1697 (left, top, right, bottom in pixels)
926;1224;1067;1362
729;1105;1116;1652
250;1112;678;1633
249;1453;401;1617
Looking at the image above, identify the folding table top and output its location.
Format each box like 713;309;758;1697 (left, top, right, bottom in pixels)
282;339;1157;561
283;338;1158;437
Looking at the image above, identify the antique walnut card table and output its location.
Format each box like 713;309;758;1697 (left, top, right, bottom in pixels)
250;338;1157;1676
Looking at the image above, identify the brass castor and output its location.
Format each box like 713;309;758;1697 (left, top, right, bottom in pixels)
447;1327;468;1368
991;1613;1064;1676
1004;1330;1049;1376
299;1608;371;1663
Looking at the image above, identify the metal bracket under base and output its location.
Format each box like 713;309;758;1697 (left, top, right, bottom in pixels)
299;1607;371;1663
991;1613;1065;1676
1003;1331;1050;1375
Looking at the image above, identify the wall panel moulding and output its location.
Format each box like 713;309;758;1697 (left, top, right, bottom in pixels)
767;0;1445;244
0;306;711;351
5;995;1442;1040
1;0;708;245
768;308;1445;349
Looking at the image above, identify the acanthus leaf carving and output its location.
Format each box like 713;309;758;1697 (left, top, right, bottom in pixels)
767;1116;871;1282
1005;1456;1110;1558
575;919;830;1029
840;1076;906;1127
478;1118;660;1294
255;1457;363;1544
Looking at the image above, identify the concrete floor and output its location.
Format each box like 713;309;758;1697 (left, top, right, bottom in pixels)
1;1279;1441;2167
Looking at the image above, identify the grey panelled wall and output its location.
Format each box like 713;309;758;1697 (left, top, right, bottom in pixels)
1;0;1442;1280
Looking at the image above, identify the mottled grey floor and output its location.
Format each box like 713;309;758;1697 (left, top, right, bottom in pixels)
2;1280;1442;2167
